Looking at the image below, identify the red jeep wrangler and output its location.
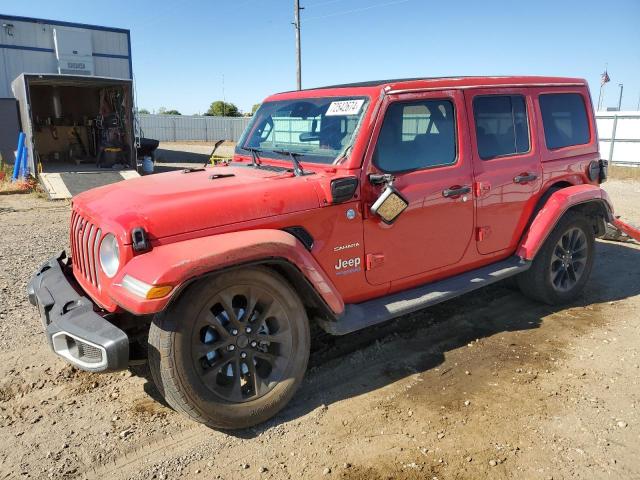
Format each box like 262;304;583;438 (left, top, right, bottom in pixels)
29;76;613;429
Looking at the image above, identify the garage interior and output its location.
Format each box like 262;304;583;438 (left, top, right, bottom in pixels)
27;78;134;174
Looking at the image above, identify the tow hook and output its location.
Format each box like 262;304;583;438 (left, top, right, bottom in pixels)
611;218;640;243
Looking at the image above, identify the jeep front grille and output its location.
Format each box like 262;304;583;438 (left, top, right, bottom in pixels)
70;211;102;288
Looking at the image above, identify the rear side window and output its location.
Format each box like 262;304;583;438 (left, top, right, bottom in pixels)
373;99;456;173
473;95;529;160
539;93;590;149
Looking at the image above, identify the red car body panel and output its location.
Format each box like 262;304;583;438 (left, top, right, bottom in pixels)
69;76;611;317
75;165;323;243
360;89;475;286
517;184;613;260
464;87;544;255
109;229;344;315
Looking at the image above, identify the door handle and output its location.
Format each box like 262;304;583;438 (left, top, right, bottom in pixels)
442;185;471;198
513;173;538;184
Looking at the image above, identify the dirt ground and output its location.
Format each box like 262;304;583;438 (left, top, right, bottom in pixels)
0;179;639;480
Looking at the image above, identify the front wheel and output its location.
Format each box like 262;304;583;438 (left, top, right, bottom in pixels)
518;212;595;305
148;267;310;429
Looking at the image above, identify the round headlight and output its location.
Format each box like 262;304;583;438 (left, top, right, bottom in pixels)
99;233;120;278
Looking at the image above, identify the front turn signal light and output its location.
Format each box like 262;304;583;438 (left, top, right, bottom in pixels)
122;275;173;299
146;285;173;299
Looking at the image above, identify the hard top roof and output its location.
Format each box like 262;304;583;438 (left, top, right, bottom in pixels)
271;76;586;99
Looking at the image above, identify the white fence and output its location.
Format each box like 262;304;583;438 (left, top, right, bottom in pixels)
595;111;640;166
138;114;251;142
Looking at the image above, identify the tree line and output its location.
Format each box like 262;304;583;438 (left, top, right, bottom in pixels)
137;102;261;117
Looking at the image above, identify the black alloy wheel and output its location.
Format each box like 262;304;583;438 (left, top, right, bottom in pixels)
517;211;595;305
148;267;310;429
191;285;293;403
549;227;589;293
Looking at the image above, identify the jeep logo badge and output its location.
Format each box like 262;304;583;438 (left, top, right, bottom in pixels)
335;257;361;276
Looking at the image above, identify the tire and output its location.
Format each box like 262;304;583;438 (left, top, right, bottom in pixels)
517;211;595;305
148;267;310;429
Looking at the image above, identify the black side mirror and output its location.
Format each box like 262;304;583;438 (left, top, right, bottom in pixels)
368;173;395;186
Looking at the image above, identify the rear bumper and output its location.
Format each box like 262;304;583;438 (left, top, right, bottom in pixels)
27;252;129;372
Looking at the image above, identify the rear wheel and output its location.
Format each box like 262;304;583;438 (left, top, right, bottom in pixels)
518;212;595;305
148;267;310;429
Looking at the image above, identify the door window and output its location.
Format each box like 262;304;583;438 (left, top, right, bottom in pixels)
473;95;530;160
539;93;590;149
373;99;456;173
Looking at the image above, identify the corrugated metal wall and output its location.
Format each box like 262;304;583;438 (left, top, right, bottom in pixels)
138;115;251;142
0;16;131;98
596;111;640;166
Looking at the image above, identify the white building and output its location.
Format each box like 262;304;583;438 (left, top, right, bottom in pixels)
0;14;132;97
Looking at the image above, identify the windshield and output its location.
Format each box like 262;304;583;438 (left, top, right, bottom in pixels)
237;97;369;164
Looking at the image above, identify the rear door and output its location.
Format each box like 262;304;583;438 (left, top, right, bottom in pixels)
362;90;475;285
465;89;542;255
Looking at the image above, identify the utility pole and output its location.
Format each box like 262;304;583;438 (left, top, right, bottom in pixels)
617;83;623;111
293;0;303;90
597;64;609;111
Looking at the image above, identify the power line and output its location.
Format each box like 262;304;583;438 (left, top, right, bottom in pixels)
292;0;412;88
304;0;412;21
304;0;344;8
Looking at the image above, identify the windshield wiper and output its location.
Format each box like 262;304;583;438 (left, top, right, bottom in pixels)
272;149;304;177
240;146;262;167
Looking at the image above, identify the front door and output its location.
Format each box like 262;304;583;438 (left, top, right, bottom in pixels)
465;89;542;255
363;90;474;285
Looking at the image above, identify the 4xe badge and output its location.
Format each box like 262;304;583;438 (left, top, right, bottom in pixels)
335;256;361;276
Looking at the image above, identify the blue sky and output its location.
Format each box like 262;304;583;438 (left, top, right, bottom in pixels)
3;0;639;114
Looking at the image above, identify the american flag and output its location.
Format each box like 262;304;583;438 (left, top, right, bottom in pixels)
601;70;610;85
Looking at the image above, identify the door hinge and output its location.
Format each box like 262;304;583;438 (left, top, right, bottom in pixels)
476;226;492;242
366;253;385;270
474;181;491;197
362;203;372;219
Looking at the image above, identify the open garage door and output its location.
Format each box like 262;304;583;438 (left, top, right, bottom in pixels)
12;73;140;199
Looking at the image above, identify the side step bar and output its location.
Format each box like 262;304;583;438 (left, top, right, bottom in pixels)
319;256;531;335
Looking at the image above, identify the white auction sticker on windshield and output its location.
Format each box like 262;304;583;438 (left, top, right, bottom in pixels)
325;99;365;116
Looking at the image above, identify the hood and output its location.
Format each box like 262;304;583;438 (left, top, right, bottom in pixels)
73;165;323;244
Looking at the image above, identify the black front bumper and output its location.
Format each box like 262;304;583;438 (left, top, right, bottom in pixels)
27;252;129;372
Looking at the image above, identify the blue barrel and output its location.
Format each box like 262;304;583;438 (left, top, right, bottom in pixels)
142;156;154;174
